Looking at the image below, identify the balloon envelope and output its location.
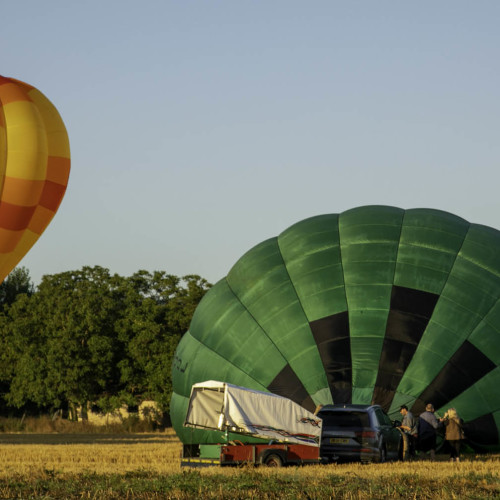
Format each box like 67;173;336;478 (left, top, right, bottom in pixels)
172;206;500;451
0;76;70;283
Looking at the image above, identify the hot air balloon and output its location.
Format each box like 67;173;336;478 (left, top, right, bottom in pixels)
0;76;70;284
171;206;500;451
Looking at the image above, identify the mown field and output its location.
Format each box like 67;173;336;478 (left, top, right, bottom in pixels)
0;428;498;499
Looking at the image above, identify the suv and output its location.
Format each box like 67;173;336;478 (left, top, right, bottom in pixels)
317;404;403;463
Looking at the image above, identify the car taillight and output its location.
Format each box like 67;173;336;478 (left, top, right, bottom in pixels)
355;431;376;438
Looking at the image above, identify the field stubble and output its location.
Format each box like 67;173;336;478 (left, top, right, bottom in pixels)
0;428;498;498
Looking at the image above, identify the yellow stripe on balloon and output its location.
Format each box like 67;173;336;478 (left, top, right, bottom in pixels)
0;108;6;197
24;87;70;160
2;100;48;180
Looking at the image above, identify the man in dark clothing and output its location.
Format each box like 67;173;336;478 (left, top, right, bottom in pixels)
418;403;439;460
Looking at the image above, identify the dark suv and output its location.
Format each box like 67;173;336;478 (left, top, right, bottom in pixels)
317;404;403;463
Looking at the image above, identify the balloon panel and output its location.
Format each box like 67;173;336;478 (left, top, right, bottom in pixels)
278;214;346;321
0;76;70;284
172;206;500;450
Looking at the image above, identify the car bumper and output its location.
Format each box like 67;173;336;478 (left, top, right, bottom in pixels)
320;445;381;463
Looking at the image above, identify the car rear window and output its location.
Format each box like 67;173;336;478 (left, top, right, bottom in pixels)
319;411;371;428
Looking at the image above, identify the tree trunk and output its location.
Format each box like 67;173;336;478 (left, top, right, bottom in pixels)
68;402;78;422
81;402;89;421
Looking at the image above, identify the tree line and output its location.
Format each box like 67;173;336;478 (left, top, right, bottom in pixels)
0;266;211;422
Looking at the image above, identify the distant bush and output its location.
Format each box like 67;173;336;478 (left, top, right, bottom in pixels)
0;415;160;434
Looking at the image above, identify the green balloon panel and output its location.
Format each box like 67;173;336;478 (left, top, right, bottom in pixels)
171;206;500;450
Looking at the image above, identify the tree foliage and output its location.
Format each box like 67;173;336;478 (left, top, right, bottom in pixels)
0;266;35;308
0;266;211;419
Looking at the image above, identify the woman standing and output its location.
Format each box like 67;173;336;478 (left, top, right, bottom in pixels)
440;408;464;462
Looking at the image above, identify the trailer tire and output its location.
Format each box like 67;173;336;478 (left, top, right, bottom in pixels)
264;454;283;467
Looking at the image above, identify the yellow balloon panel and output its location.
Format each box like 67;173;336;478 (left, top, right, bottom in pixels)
0;114;6;196
2;101;48;180
0;76;70;283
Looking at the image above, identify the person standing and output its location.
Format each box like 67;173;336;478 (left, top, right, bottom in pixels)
440;408;464;462
418;403;439;460
399;405;417;457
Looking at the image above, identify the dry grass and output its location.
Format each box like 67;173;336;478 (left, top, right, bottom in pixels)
200;455;500;494
0;429;182;476
0;429;498;498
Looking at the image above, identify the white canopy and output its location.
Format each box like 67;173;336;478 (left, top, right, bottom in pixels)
184;380;322;446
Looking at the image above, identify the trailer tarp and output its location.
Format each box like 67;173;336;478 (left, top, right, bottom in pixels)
184;380;322;446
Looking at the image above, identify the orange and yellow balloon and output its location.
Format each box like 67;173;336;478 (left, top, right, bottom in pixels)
0;76;70;283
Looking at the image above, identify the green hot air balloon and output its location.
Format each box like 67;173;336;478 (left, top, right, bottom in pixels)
171;206;500;451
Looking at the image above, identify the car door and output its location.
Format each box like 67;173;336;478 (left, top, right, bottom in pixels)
374;408;399;454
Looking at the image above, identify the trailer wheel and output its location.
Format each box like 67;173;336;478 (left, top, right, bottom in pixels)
264;454;283;467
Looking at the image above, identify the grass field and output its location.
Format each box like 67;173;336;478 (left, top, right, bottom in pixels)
0;429;498;499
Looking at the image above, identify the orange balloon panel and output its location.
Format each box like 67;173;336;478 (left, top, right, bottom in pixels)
0;76;70;283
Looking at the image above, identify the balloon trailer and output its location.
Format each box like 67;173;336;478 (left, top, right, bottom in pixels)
181;441;320;467
180;381;323;467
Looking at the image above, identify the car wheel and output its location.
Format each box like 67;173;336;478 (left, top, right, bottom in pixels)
264;454;283;467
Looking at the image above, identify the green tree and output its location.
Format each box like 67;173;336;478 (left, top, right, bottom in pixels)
1;294;53;412
117;272;211;412
5;267;127;418
0;266;35;308
0;266;210;419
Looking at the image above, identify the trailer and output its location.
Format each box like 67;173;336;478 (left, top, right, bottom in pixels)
181;441;321;467
181;380;322;467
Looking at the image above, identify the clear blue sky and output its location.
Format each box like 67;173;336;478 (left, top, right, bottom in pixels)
2;1;499;285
